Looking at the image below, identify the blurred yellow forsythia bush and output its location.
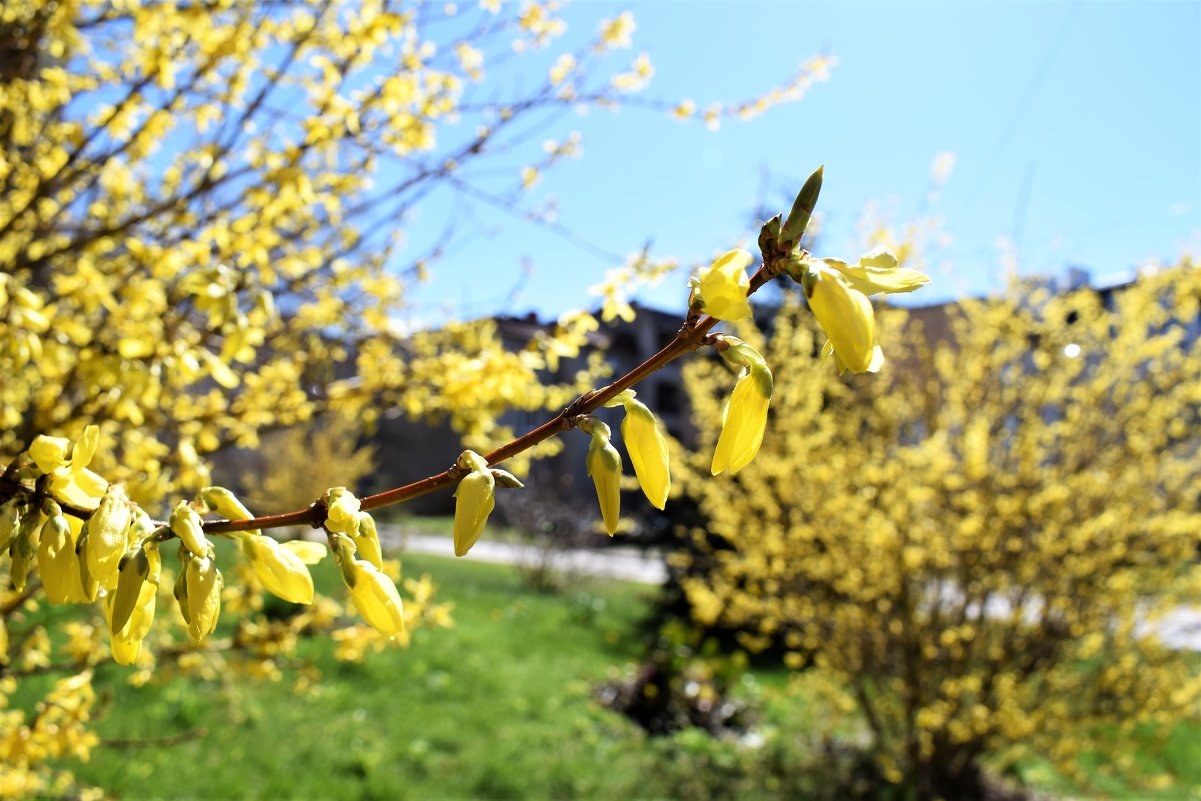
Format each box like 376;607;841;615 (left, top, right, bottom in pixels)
676;261;1201;798
0;1;844;795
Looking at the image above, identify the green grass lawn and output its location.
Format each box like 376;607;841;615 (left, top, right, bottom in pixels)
67;554;667;801
32;552;1201;801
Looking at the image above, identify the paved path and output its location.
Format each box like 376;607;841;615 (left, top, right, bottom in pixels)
379;525;1201;650
378;525;668;585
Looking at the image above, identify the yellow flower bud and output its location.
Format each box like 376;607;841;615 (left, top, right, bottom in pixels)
345;559;405;636
453;450;495;557
698;249;753;321
9;506;45;592
0;499;18;553
88;485;132;582
73;524;100;603
37;503;76;605
170;501;208;558
352;512;384;570
490;469;524;489
244;535;315;604
173;560;191;625
805;264;877;374
711;344;773;476
586;420;623;536
617;394;670;510
200;486;253;520
324;488;361;535
110;582;157;666
185;554;222;642
110;548;151;635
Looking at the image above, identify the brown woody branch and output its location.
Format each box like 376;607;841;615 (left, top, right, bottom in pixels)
203;259;781;534
0;254;783;538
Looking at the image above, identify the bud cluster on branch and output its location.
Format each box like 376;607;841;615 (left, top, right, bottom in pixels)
1;167;929;666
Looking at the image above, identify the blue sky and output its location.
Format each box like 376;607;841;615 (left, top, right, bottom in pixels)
408;1;1201;318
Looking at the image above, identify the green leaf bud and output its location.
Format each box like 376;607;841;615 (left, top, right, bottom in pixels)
779;165;823;246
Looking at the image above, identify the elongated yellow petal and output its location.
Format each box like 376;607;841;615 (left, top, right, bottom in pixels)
621;398;670;509
53;466;107;507
806;266;876;374
281;540;328;565
72;424;100;467
698;249;753;321
711;363;773;476
821;249;931;295
28;435;70;474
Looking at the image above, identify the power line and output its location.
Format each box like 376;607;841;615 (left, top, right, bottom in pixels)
966;3;1080;214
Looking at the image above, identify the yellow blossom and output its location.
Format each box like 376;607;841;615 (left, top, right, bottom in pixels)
699;249;753;321
672;99;696;119
549;53;576;85
805;263;878;374
453;450;495;557
28;426;107;507
585;419;623;535
598;11;635;49
520;165;539;189
711;341;773;476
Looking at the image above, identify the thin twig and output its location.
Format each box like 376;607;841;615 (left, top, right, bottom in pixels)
0;254;784;539
102;728;209;749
